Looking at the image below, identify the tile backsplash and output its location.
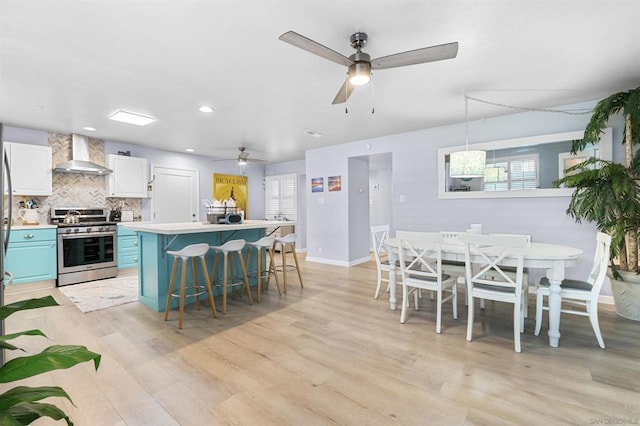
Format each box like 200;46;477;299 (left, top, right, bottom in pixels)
7;133;142;224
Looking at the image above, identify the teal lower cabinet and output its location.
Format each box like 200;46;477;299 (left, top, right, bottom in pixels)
5;228;57;284
117;226;139;269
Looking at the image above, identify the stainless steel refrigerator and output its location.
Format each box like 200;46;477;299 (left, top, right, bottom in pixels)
1;122;14;365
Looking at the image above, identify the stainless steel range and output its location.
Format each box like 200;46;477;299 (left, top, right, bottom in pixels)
51;207;118;286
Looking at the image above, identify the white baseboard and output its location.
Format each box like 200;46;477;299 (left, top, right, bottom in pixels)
305;256;370;267
4;280;56;296
599;295;615;305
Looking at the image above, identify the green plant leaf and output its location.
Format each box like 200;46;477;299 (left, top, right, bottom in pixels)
0;329;48;348
0;296;59;321
0;386;72;410
0;345;101;383
6;401;72;426
0;411;22;425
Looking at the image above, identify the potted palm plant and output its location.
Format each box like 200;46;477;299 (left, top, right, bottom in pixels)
555;86;640;321
0;295;101;424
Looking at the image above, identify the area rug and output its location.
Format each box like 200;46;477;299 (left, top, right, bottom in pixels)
59;273;138;313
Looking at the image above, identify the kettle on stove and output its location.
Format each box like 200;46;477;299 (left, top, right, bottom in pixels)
109;207;122;222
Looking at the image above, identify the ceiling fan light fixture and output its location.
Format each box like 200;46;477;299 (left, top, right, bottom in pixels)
237;157;248;165
348;62;371;86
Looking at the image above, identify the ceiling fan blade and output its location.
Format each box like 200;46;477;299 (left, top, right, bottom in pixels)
371;41;458;70
331;79;356;105
279;31;354;67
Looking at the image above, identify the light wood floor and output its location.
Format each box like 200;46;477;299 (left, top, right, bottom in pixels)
4;256;640;425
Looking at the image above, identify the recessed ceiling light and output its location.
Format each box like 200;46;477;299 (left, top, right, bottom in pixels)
199;106;214;113
185;148;195;152
82;126;96;132
304;130;323;137
108;110;156;126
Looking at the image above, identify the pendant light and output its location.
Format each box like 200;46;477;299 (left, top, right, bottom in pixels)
449;94;486;178
484;149;506;183
484;165;506;183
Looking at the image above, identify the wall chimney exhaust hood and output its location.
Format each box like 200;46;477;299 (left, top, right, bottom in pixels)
53;134;113;175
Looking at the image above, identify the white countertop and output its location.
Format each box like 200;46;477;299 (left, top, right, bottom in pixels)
9;224;57;230
120;220;294;235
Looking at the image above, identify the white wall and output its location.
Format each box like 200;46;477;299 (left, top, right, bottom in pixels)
348;156;370;264
105;140;266;222
305;100;626;295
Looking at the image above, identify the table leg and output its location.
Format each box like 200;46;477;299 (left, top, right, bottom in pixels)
388;251;398;311
546;261;564;347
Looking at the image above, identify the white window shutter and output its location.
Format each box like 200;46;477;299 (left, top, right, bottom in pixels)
265;174;297;220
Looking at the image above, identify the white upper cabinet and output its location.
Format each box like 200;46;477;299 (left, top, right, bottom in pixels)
4;142;53;196
106;154;148;198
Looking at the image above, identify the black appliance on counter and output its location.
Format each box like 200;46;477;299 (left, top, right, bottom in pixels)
51;207;118;286
109;207;122;222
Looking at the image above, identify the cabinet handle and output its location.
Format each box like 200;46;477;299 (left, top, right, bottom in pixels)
24;234;34;239
133;257;138;262
133;241;138;246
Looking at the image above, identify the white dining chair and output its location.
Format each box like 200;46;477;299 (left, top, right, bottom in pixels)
397;231;458;333
440;231;468;304
534;232;611;349
460;233;529;352
371;225;392;299
488;233;532;317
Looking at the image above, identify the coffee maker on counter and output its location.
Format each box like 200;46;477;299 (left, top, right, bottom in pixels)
109;207;122;222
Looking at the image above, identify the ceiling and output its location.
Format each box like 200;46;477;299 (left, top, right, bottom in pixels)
1;1;639;163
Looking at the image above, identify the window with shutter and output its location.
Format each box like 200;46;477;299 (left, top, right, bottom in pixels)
265;174;297;220
484;154;539;191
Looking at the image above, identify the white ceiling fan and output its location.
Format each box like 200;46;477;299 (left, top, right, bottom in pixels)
211;146;267;165
236;147;268;165
279;31;459;104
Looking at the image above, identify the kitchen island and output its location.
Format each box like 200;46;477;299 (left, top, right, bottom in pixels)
121;220;294;312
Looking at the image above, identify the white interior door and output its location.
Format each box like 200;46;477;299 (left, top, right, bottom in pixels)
151;166;199;223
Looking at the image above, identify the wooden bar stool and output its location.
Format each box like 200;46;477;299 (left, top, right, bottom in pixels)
209;239;253;314
245;235;281;302
273;233;304;294
164;243;217;329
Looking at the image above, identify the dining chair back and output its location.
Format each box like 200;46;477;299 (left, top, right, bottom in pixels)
488;233;532;317
397;231;458;333
459;233;529;352
534;232;611;348
440;231;468;303
371;225;392;299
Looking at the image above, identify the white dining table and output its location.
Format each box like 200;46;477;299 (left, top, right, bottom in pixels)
385;238;584;348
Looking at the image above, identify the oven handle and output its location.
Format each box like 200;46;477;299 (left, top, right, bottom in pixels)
58;231;116;240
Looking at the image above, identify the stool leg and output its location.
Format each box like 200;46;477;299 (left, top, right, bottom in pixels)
291;243;304;288
192;257;200;311
281;243;288;294
230;254;237;300
267;246;282;296
245;246;253;289
178;259;187;329
199;256;217;318
210;252;219;293
256;247;262;303
222;252;228;314
238;251;253;305
164;257;180;321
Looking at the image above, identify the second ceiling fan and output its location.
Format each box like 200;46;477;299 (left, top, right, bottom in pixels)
279;31;459;104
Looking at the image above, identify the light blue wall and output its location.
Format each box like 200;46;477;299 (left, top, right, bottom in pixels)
305;100;626;295
2;127;48;146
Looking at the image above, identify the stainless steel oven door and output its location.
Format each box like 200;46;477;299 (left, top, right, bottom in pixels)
57;231;117;274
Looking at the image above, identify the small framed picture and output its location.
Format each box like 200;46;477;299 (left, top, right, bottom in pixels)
328;175;341;192
311;177;324;193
